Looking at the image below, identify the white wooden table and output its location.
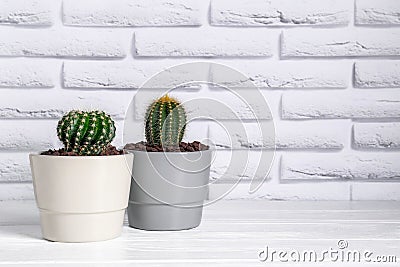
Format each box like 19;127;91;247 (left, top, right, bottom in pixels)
0;200;399;266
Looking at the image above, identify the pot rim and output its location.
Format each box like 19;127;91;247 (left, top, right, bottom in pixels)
29;153;132;160
124;148;214;155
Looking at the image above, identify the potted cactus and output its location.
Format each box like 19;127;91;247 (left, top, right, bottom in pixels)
125;95;212;231
29;110;133;242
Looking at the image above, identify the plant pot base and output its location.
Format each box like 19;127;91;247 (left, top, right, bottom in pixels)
127;202;203;231
39;209;125;242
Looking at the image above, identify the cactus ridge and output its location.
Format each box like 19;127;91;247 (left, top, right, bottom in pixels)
57;110;116;156
145;95;186;147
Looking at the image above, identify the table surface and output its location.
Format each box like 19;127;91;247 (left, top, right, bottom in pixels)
0;200;399;266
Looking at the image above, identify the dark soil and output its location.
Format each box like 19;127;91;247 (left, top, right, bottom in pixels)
124;141;209;152
41;145;124;156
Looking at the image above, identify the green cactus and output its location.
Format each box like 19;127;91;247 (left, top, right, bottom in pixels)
145;95;187;147
57;110;116;156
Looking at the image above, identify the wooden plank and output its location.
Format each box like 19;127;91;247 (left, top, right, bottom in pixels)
0;200;399;266
2;201;400;225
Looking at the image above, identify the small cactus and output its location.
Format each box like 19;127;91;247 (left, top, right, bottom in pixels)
145;95;186;147
57;110;116;156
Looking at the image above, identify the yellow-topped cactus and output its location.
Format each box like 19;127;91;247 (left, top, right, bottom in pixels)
145;95;186;147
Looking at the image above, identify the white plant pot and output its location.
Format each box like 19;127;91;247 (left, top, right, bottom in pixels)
29;154;133;242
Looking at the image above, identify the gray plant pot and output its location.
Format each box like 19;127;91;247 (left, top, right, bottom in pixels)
127;149;212;231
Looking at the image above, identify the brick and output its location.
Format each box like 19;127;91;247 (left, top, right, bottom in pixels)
282;29;400;57
211;0;350;26
133;90;272;120
353;123;400;149
352;183;400;200
0;90;132;119
0;29;126;58
134;29;272;57
282;153;400;181
63;61;209;89
282;91;400;119
209;121;346;150
63;62;155;89
0;60;54;88
0;0;55;26
0;153;31;182
211;61;348;89
63;0;202;26
356;0;400;25
209;182;351;200
0;184;34;200
210;150;273;182
209;121;274;149
355;61;400;88
276;122;346;149
0;120;58;151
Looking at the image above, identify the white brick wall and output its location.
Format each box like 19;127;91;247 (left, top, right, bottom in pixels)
0;60;54;88
281;153;400;181
355;61;400;88
0;90;132;119
63;0;203;27
355;0;400;25
134;29;273;57
210;61;349;89
211;0;351;26
209;121;347;150
0;0;56;26
0;153;31;182
0;29;126;58
0;0;399;201
353;123;400;149
282;91;400;119
282;29;400;57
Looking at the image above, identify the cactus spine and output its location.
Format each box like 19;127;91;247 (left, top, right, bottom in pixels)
57;110;116;156
145;95;186;147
